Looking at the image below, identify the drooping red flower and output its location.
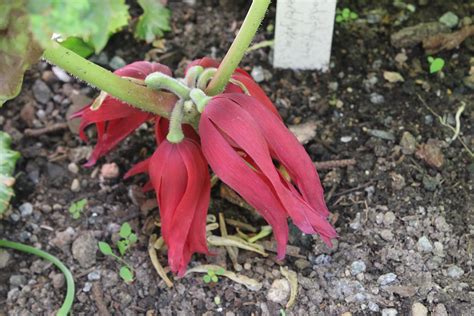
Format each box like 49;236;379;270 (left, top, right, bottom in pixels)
148;138;211;275
199;94;337;257
72;61;172;166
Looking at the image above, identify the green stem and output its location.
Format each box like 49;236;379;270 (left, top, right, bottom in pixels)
145;72;191;99
205;0;271;95
190;89;212;113
42;42;176;117
0;240;75;316
167;100;185;143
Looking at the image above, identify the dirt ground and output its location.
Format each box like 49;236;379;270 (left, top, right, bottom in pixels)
1;0;473;315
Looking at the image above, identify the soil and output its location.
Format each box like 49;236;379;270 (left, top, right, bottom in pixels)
1;0;473;315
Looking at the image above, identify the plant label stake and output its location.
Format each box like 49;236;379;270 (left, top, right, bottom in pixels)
273;0;337;71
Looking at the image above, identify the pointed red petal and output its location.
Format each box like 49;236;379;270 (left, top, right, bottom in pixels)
124;158;151;179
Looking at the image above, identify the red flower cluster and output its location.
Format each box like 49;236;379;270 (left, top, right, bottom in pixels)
74;59;336;275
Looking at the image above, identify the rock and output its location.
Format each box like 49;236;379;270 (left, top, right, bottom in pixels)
288;121;317;144
433;242;444;257
417;236;433;252
383;212;396;226
390;172;406;190
385;285;417;297
9;274;27;287
100;163;120;179
0;250;11;268
350;261;366;275
83;282;92;292
433;304;448;316
251;66;265;83
382;308;398;316
463;74;474;90
439;12;459;28
400;131;417;155
19;202;33;217
52;66;71;82
390;22;450;48
68;163;79;174
50;227;76;249
32;79;52;104
68;146;93;163
378;273;397;286
367;129;395;141
383;71;404;83
412;302;428;316
340;136;353;143
294;259;311;270
87;271;101;281
422;174;442;191
380;229;394;241
434;216;450;232
416;140;444;169
71;232;97;268
267;279;290;304
368;302;380;312
51;273;65;289
109;56;126;70
447;265;464;278
71;179;81;192
370;93;385;104
20;103;35;127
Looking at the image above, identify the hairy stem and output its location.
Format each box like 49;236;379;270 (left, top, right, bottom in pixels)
206;0;271;95
42;42;176;117
167;100;185;143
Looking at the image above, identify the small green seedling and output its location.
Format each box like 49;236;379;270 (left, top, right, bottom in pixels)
98;231;135;283
336;8;358;23
214;295;221;305
280;309;287;316
117;222;138;256
203;267;225;284
428;56;445;74
68;198;87;219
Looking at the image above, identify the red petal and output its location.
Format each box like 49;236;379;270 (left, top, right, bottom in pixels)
114;61;172;79
124;158;150;179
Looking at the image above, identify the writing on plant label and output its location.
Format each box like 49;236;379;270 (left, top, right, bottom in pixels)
273;0;337;71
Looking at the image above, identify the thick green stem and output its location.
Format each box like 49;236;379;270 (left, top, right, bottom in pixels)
0;240;75;316
42;42;176;117
206;0;271;95
190;89;212;113
145;72;191;99
167;100;185;143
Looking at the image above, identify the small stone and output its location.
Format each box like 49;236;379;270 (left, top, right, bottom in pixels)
416;141;444;169
68;163;79;174
109;56;126;70
412;302;428;316
20;102;35;127
368;302;380;312
382;308;398;316
294;259;311;270
383;71;404;83
380;229;394;241
366;129;395;141
434;216;450;232
447;265;464;278
87;271;101;281
417;236;433;252
267;279;290;304
52;66;71;82
463;74;474;90
251;66;265;83
383;212;396;226
32;80;52;104
370;93;385;104
9;274;27;287
439;11;459;28
243;262;251;270
50;227;76;249
71;232;97;268
424;115;434;125
433;242;444;257
433;304;448;316
288;121;317;145
19;202;33;217
350;261;366;275
0;250;11;268
100;163;120;179
340;136;353;143
378;273;397;286
83;282;92;292
328;82;338;91
422;174;442;191
51;273;65;289
400;131;417;155
71;179;81;192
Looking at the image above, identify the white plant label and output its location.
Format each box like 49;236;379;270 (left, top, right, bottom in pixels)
273;0;337;71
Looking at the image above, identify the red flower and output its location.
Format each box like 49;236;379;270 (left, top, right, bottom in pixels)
148;138;210;275
199;93;337;257
72;61;172;166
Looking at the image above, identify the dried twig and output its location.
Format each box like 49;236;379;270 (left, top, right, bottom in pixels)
423;25;474;54
92;283;111;316
24;122;68;137
315;158;356;170
219;213;241;271
148;235;173;288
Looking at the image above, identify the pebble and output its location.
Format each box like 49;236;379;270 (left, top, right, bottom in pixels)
447;265;464;279
383;212;396;226
350;261;366;275
83;282;93;293
9;274;27;287
50;227;76;248
19;203;33;217
52;66;71;82
439;11;459;28
369;93;385;104
100;163;120;179
294;259;311;270
400;131;417;155
433;242;444;257
0;250;11;268
109;56;126;70
412;302;428;316
368;301;379;312
71;179;81;192
68;163;79;174
243;262;251;270
32;79;52;104
367;129;395;141
87;271;101;281
433;304;448;316
9;212;20;222
382;308;398;316
377;273;397;286
380;229;394;241
340;136;353;143
417;236;433;252
71;232;97;268
267;279;290;304
424;115;434;125
51;273;65;289
251;66;265;83
434;216;450;232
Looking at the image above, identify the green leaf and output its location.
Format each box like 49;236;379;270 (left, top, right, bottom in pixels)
128;233;138;244
135;0;171;43
0;1;43;106
203;275;211;283
427;56;434;63
429;58;445;74
119;266;134;283
350;12;358;20
335;15;343;23
211;275;218;283
119;222;132;238
68;198;87;218
60;37;94;58
117;239;128;256
27;0;130;53
342;8;351;19
215;267;225;275
0;132;21;217
214;296;221;305
72;212;80;219
98;241;113;256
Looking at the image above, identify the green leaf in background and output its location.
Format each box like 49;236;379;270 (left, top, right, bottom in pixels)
27;0;130;53
60;37;95;58
0;1;43;106
98;241;113;256
135;0;171;43
429;57;445;74
119;222;132;238
119;266;134;282
0;132;21;217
